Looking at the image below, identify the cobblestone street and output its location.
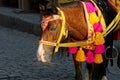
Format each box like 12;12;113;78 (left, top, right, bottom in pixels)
0;26;75;80
0;26;120;80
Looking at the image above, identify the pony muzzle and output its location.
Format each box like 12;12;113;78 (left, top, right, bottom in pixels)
37;44;52;62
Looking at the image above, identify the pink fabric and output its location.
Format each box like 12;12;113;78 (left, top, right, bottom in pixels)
93;22;103;32
95;45;105;54
85;2;97;13
68;47;78;54
86;50;94;63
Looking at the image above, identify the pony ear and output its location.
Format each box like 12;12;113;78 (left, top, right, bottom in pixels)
39;0;58;15
39;4;45;11
52;0;59;6
46;0;58;14
52;0;59;13
39;0;48;11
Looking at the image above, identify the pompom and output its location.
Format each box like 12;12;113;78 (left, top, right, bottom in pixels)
89;12;99;25
76;48;86;62
94;32;105;45
93;22;103;32
94;54;103;64
85;2;97;13
95;45;105;53
86;50;94;63
68;47;78;54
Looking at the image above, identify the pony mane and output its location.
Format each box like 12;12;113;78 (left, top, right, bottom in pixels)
39;0;58;15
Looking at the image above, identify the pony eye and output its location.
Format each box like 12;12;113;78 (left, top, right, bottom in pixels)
49;26;57;31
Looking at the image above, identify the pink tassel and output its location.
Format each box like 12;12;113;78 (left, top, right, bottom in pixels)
85;2;97;13
95;45;105;54
93;23;103;32
86;50;94;63
68;47;78;54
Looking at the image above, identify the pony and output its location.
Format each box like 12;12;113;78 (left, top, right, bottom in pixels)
37;0;119;80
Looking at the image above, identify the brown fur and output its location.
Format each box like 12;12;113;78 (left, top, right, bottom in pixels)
43;19;62;42
60;5;87;40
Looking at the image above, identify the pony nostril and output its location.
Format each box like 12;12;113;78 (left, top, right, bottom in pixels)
43;53;45;56
38;54;46;62
37;53;48;62
37;51;46;62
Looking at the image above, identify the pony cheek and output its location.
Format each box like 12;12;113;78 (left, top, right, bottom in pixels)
37;44;47;62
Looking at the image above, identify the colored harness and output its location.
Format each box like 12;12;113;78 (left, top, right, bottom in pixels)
39;1;120;52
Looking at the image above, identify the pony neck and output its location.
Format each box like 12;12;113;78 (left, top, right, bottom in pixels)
59;5;88;40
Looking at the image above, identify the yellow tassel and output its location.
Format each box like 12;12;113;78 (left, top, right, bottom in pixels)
94;32;105;45
94;54;103;64
76;48;86;62
89;12;99;25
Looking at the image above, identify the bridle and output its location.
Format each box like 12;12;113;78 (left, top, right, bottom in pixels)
40;7;68;53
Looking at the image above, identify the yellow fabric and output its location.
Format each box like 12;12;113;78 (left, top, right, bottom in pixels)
100;15;107;31
91;0;106;31
94;32;105;45
117;1;120;12
116;0;120;11
76;48;86;62
94;54;103;64
89;12;99;25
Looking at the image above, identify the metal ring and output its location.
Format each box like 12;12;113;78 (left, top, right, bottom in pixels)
104;45;119;60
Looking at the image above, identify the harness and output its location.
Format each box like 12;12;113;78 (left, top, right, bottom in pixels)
39;0;120;63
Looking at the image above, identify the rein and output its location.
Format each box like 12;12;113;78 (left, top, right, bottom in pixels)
39;1;120;53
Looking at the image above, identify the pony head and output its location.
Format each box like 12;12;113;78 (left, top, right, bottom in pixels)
37;5;68;62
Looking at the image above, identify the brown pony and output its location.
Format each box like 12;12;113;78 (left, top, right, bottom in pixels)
37;0;118;80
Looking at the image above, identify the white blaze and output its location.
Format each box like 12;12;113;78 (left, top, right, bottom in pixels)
37;44;47;62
